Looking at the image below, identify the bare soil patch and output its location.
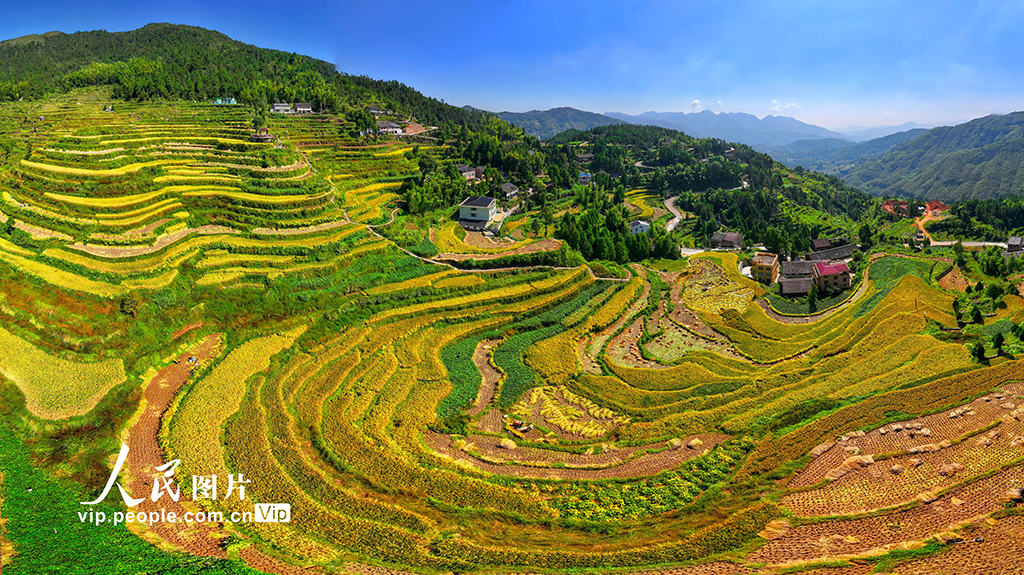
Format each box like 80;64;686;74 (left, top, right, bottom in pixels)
171;322;203;340
939;265;971;292
468;339;502;416
70;225;239;258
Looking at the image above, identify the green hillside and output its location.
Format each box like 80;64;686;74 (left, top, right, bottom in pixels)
838;112;1024;201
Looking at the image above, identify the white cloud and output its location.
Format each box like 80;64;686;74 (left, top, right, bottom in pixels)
770;100;801;112
717;100;723;108
689;99;703;110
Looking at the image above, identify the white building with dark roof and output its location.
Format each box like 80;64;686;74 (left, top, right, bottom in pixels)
630;220;650;235
459;196;497;224
500;182;519;199
377;121;403;135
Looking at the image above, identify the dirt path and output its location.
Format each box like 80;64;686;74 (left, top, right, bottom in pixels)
70;225;239;258
171;322;203;340
467;339;502;417
124;334;226;558
913;212;936;242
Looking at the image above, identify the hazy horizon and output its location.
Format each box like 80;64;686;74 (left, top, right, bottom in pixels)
3;1;1023;131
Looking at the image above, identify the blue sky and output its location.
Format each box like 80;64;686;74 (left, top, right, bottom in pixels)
3;0;1023;129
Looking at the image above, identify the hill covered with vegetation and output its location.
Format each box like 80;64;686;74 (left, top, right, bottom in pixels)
494;107;625;139
837;112;1024;201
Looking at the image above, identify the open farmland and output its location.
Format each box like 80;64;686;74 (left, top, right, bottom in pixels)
5;89;1024;575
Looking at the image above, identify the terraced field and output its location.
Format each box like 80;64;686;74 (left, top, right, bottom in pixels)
5;91;1024;575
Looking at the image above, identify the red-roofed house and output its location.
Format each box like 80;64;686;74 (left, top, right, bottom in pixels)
813;261;852;291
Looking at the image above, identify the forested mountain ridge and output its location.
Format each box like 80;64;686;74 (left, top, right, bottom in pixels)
765;129;929;171
0;23;515;135
837;112;1024;201
494;107;625;138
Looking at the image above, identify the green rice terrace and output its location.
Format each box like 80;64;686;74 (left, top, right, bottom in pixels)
3;88;1024;575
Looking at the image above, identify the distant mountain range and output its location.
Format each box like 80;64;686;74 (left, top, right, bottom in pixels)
604;110;849;147
492;107;625;139
835;121;945;141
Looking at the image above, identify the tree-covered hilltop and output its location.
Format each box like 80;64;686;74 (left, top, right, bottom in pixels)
540;124;874;258
837;112;1024;201
0;23;513;135
495;107;626;139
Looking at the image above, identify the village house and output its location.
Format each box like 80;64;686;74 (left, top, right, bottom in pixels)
579;172;592;185
456;164;476;181
779;277;814;297
271;103;292;114
294;103;313;114
710;231;743;249
474;166;487;180
500;182;519;200
811;238;832;252
752;253;779;283
251;127;273;143
813;261;852;291
376;121;403;135
366;105;383;115
1004;236;1024;261
630;220;650;235
459;196;497;229
212;97;236;105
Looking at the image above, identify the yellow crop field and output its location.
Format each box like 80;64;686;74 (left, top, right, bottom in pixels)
121;269;179;290
0;237;35;257
432;274;484;289
343;181;402;197
0;327;127;419
196;253;296;269
182;188;327;205
45;189;166;209
626;189;657;218
374;147;415;157
433;221;533;254
365;270;457;295
0;249;126;297
94;197;181;219
21;158;185;177
167;327;306;479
